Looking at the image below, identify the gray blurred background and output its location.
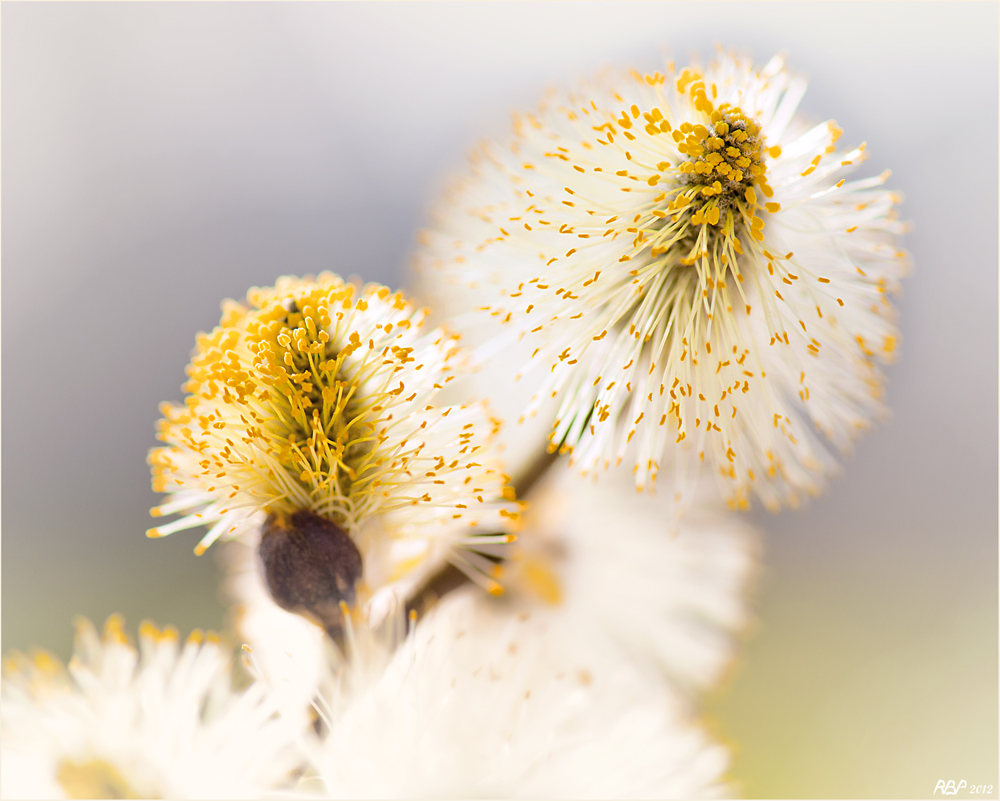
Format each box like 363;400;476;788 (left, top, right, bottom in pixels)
2;3;996;797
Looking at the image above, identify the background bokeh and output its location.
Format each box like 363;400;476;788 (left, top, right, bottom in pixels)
2;2;996;797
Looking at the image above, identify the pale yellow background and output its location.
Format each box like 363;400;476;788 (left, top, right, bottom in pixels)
2;3;996;797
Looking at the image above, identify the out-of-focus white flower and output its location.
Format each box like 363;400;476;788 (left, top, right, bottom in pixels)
506;462;757;692
304;587;731;799
148;273;520;617
1;616;302;800
415;50;910;510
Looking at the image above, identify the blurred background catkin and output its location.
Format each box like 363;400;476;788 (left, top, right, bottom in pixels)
2;3;996;797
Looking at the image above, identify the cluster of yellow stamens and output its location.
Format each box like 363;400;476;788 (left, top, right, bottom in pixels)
671;105;775;228
149;275;441;548
658;71;781;240
239;285;388;497
149;273;522;590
